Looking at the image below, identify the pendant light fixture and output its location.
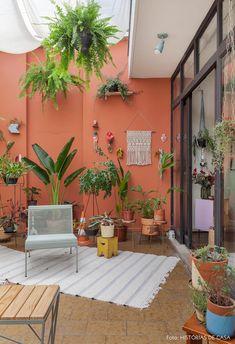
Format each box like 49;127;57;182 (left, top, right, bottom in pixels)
154;33;168;54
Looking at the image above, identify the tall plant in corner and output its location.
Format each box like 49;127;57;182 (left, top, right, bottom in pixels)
22;137;85;204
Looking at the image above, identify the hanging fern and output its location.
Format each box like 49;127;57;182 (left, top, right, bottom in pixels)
43;0;119;82
19;59;84;109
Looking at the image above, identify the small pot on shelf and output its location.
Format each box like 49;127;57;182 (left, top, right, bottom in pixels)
101;224;114;238
141;218;158;235
154;209;165;222
122;210;134;221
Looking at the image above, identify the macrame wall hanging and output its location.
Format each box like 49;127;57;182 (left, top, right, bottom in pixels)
127;130;152;165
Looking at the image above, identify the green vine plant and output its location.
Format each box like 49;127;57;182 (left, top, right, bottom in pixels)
192;128;214;157
19;58;84;109
212;119;235;171
97;77;130;101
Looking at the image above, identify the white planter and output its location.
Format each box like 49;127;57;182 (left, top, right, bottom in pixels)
101;225;114;238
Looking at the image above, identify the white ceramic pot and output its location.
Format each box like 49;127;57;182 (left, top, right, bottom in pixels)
101;224;114;238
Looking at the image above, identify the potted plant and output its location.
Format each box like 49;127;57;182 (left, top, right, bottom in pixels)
192;168;215;200
191;245;229;290
43;1;118;81
122;200;135;221
23;186;41;206
206;266;235;338
87;213;114;238
0;199;20;233
131;185;157;235
156;149;175;180
153;196;167;222
191;287;207;323
192;128;214;156
22;137;85;204
0;157;28;185
97;78;131;101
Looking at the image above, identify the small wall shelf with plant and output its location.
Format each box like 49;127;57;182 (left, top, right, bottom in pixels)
97;78;134;101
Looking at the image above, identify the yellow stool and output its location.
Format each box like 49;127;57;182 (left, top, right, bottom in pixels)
97;236;118;258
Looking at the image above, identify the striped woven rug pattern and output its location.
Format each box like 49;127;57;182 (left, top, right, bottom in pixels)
0;245;179;309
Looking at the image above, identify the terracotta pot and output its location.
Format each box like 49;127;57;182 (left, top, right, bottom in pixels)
141;218;158;235
206;298;235;338
101;224;114;238
154;209;165;222
122;210;134;221
191;256;228;290
114;224;127;242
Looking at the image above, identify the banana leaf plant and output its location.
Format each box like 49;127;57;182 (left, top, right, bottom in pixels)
115;158;131;217
157;149;175;179
22;137;85;204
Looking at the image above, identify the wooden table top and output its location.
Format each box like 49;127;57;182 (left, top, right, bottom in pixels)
183;313;235;343
0;285;59;320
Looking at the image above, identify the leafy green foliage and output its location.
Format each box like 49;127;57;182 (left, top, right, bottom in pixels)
19;59;84;109
0;157;28;180
158;150;174;179
44;0;119;81
192;128;214;157
193;245;229;262
131;185;156;219
97;78;129;101
212;120;235;170
22;187;41;201
22;137;85;204
192;288;207;317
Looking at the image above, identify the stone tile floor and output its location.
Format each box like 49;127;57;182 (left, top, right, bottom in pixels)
0;234;193;344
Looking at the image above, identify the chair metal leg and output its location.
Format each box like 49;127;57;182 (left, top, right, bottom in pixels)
75;245;78;273
70;247;72;254
25;250;27;277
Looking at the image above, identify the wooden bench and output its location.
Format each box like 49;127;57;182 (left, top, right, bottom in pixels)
182;313;235;344
0;284;60;344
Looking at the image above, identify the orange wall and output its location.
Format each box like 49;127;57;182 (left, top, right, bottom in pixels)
0;39;171;223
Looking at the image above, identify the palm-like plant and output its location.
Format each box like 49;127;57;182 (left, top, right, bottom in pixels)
22;137;85;204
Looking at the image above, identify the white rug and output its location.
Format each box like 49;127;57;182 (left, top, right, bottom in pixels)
0;245;179;309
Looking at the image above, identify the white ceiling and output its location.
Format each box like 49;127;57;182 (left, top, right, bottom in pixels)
128;0;214;78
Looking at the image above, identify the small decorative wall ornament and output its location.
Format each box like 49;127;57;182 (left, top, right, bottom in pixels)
92;120;98;129
93;131;99;151
176;133;181;142
106;131;114;153
127;130;152;165
160;133;167;143
116;147;124;159
8;118;21;134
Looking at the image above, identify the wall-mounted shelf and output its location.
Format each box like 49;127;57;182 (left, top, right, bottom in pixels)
104;91;134;100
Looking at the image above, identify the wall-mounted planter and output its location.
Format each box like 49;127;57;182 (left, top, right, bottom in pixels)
104;91;134;100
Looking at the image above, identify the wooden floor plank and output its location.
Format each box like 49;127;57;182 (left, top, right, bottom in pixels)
0;285;24;317
0;285;12;301
30;286;59;319
16;285;47;319
1;286;35;319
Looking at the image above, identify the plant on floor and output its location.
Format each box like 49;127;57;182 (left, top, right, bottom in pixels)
19;58;84;109
22;186;41;206
97;77;130;101
193;245;229;262
22;137;85;204
156;149;174;179
43;0;119;81
212;119;235;170
0;199;20;233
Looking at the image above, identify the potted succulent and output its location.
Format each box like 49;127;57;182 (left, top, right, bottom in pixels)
97;78;131;101
23;186;41;206
191;245;229;290
87;213;114;238
206;266;235;338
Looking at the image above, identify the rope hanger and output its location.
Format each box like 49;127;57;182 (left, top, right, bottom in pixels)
124;112;156;133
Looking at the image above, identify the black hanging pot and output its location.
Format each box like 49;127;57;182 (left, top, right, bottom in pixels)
79;30;93;54
108;84;119;92
27;200;37;206
197;137;207;148
3;176;18;185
